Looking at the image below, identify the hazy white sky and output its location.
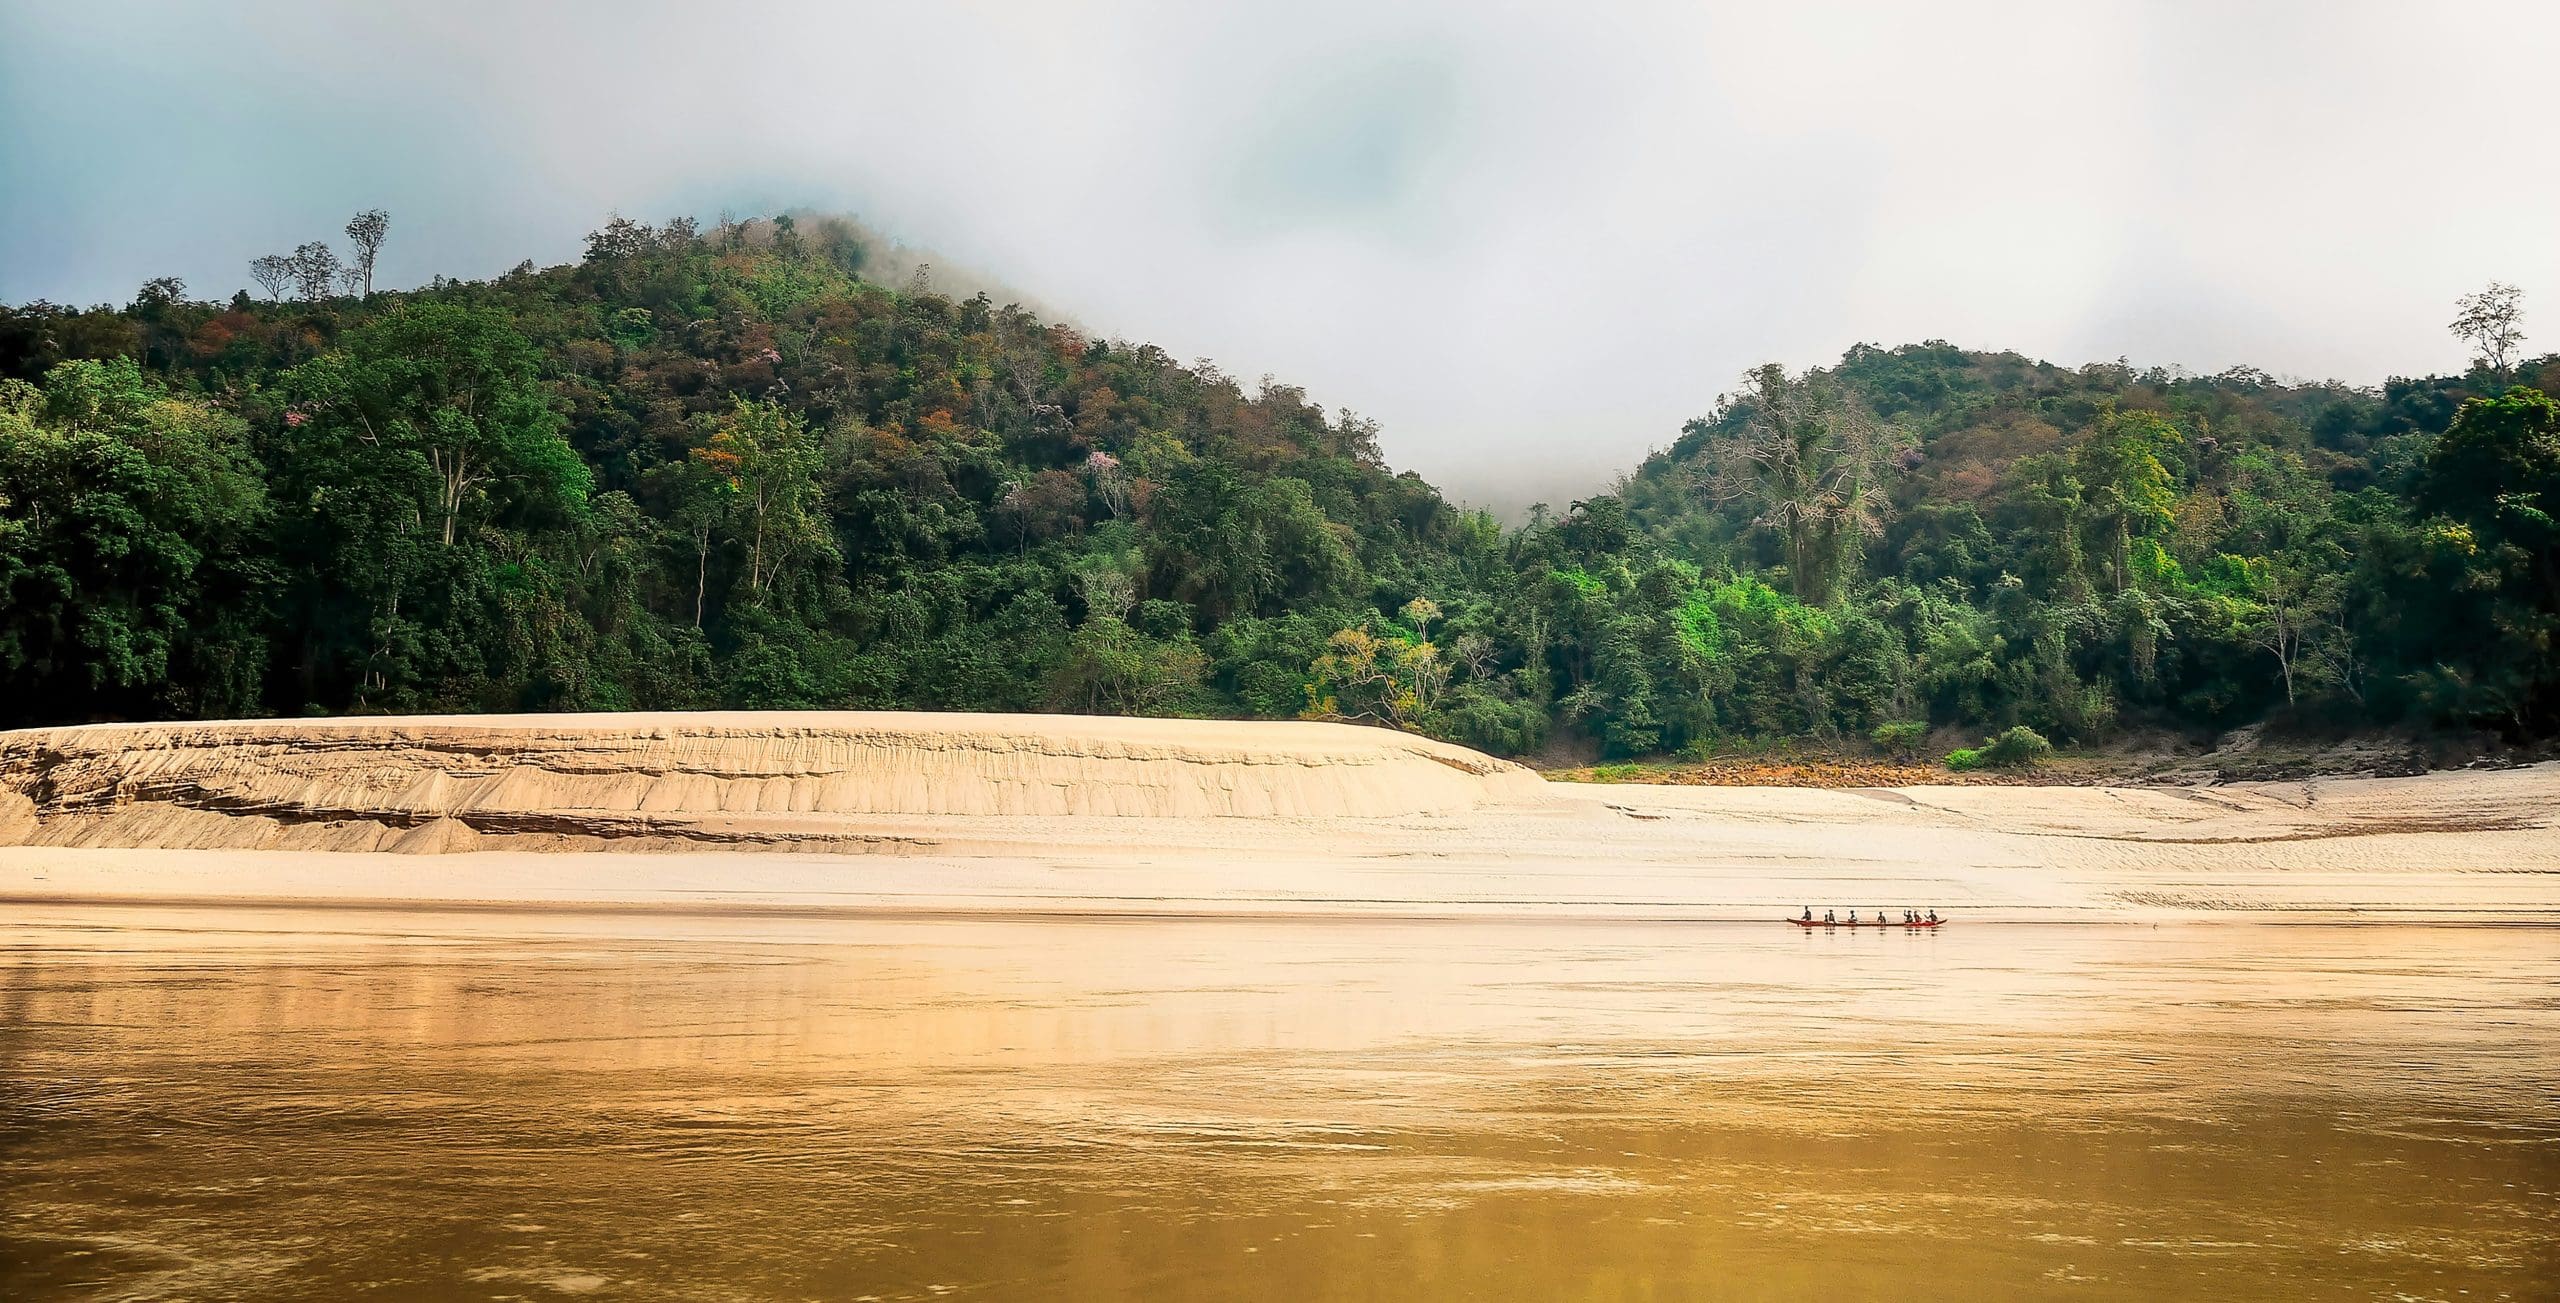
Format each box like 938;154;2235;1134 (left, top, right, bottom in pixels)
4;1;2554;505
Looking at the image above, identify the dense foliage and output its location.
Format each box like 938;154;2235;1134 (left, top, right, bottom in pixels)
4;215;2555;758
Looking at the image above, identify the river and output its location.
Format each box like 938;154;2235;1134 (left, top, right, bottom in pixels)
3;905;2553;1300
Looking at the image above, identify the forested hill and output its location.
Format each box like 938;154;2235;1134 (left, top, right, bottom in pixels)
3;214;2556;763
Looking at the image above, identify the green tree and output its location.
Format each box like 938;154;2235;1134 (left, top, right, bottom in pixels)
2412;386;2560;729
1690;363;1913;605
276;304;588;709
0;360;269;718
2074;408;2181;593
1048;616;1207;715
292;302;586;547
694;399;833;600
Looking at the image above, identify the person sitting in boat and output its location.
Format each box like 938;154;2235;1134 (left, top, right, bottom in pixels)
1847;909;1860;926
1801;906;1813;922
1925;908;1939;924
1905;909;1917;924
1824;909;1836;924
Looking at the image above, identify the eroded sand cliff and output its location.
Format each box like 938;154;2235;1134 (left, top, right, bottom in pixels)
0;712;1550;852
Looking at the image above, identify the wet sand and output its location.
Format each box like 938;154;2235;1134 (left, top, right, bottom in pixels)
3;905;2555;1300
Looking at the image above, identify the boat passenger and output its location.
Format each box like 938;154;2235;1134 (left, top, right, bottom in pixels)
1802;906;1814;922
1824;909;1836;925
1926;909;1939;924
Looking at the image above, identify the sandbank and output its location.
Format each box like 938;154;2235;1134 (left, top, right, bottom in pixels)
3;712;2554;923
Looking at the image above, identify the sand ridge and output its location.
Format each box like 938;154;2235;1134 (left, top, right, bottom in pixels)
0;712;1552;852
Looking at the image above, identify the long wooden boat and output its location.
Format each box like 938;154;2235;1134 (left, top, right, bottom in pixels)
1789;917;1945;928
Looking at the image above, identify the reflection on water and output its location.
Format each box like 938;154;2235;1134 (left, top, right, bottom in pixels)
2;906;2554;1301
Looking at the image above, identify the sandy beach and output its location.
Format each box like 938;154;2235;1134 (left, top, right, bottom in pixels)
3;711;2555;923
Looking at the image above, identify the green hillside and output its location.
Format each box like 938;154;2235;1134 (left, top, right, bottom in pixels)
4;215;2555;761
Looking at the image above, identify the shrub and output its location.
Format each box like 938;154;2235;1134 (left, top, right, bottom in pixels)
1943;747;1985;772
1871;720;1928;761
1430;689;1547;757
1982;725;2053;770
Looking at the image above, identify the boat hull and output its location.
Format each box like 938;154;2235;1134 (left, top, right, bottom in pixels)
1790;918;1944;928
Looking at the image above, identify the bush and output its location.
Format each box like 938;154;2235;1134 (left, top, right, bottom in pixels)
1982;725;2053;770
1871;720;1928;760
1430;688;1547;757
1943;747;1985;772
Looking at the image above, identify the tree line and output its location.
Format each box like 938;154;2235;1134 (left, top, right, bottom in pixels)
1;213;2553;762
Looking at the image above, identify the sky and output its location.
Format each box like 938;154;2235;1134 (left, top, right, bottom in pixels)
4;1;2556;509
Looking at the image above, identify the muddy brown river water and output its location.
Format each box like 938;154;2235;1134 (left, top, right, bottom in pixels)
2;906;2554;1301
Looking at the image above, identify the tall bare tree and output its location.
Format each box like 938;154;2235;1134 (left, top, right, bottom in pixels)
1692;363;1915;605
249;254;294;300
2450;282;2526;381
343;210;390;296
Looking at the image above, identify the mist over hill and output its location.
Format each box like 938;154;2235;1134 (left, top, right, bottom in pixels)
3;214;2555;762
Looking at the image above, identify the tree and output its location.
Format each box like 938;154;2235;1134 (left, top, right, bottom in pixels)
1400;595;1442;642
1145;465;1358;623
0;359;269;719
1084;449;1132;518
2450;283;2525;381
344;210;390;297
289;242;343;302
2232;553;2342;706
992;469;1086;550
695;399;830;598
2074;408;2181;593
1303;625;1447;729
133;277;187;314
2409;386;2560;730
1047;616;1205;715
291;303;586;548
1074;548;1142;621
643;454;731;629
1691;363;1914;605
2421;386;2560;598
249;254;294;301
